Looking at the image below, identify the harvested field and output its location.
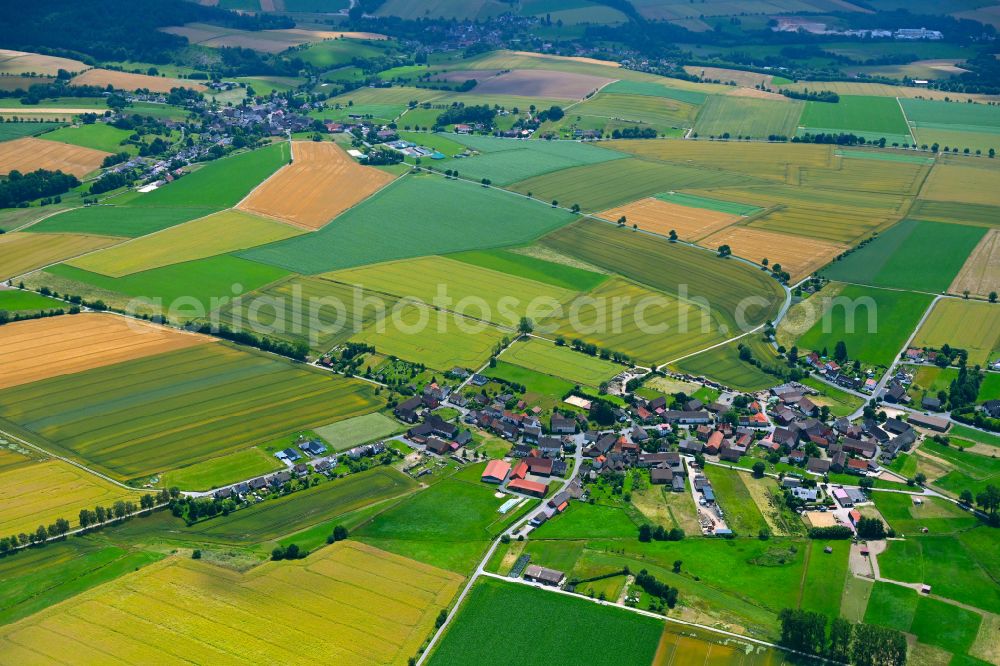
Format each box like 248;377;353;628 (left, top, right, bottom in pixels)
700;227;846;282
0;313;209;390
913;299;1000;366
950;229;1000;299
68;210;302;277
0;232;121;281
162;23;386;53
0;542;461;664
0;344;381;480
471;69;615;99
70;68;206;93
597;196;741;241
683;66;777;89
238;141;394;228
0;50;87;76
0;136;109;177
0;455;141;536
725;87;787;101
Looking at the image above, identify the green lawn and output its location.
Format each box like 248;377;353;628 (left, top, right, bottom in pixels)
446;247;608;292
796;284;933;367
502;337;622;387
239;174;577;274
0;289;64;312
865;583;983;655
28;205;220;238
160;447;283;492
821;219;987;293
313;412;403;451
800;96;911;137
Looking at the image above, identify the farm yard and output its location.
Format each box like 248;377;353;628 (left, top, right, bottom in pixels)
0;541;460;664
237;141;394;229
0;343;381;480
0;136;109;177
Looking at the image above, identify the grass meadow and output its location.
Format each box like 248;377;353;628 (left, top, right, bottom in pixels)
39;123;136;154
240;174;576;274
0;344;381;480
501;337;621;387
314;412;403;451
799;96;912;137
27;205;221;237
160;447;283;491
429;577;663;666
693;96;804;138
872;492;980;536
672;338;781;391
0;289;63;312
703;466;769;536
864;582;983;657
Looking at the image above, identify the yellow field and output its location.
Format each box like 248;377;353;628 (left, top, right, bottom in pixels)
0;232;122;281
237;141;394;229
913;298;1000;365
0;541;462;664
683;65;777;89
0;49;87;75
0;136;110;178
799;156;930;196
68;210;302;277
0;453;141;535
783;80;1000;103
700;226;845;282
598;197;740;241
70;68;207;93
950;229;1000;299
0;313;210;390
920;162;1000;208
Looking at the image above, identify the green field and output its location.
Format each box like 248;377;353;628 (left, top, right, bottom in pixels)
356;469;528;573
799;540;851;619
239;174;576;274
796;284;933;367
821;219;987;293
921;440;1000;499
446;248;608;292
430;577;663;666
703;466;769;536
26;205;221;237
0;344;381;480
533;502;641;539
799;96;912;138
297;39;388;68
314;412;403;451
502;337;621;387
483;360;577;404
509;157;753;212
672;338;782;391
0;121;63;142
871;492;980;536
160;447;283;492
693;96;804;139
601;79;707;105
567;92;699;130
540;219;785;329
233;75;304;95
0;289;64;312
653;191;762;216
799;376;865;417
126;142;289;208
39;123;136;154
864;583;983;655
437;134;628;185
41;254;289;318
900;98;1000;135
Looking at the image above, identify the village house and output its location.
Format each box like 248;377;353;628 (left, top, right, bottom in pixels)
523;564;565;586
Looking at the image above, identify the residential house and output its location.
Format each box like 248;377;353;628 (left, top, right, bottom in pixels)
663;410;712;425
650;465;674;484
550;414;577;434
806;457;831;474
394;396;423;423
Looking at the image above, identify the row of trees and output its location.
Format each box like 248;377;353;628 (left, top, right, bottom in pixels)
0;169;79;208
779;608;907;666
638;523;685;542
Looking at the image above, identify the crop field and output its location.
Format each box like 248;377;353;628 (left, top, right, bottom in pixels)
799;540;851;619
240;174;576;274
28;205;221;237
509;157;754;212
162;22;385;52
437;135;628;186
799;95;911;137
908;199;1000;228
68;210;301;277
0;232;121;281
70;68;206;93
0;289;62;312
569;92;700;128
40;254;290;319
237;141;394;229
693;96;804;139
0;344;381;480
432;577;661;666
913;299;1000;366
357;471;527;572
541;277;729;367
684;65;781;89
900;98;1000;134
798;155;930;196
913;126;1000;154
0;121;62;142
129;142;290;209
446;248;608;292
822;219;987;292
872;493;979;536
470;68;614;99
597;196;741;241
920;162;1000;208
541;219;785;329
593;79;707;105
349;302;507;370
0;49;87;75
653;191;762;216
701;226;846;282
39;123;136;154
0;313;209;390
324;255;576;324
0;136;109;177
0;455;141;536
614;137;834;175
796;284;932;367
160;447;282;492
950;229;1000;300
0;541;460;664
314;412;402;451
176;467;418;544
502;337;621;387
672;339;785;391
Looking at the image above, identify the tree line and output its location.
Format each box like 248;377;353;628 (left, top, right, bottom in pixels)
0;169;79;208
779;608;906;666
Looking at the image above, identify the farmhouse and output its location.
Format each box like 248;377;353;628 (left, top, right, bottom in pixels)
507;478;549;498
523;565;565;586
550;414;577;434
481;459;511;484
908;413;950;432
